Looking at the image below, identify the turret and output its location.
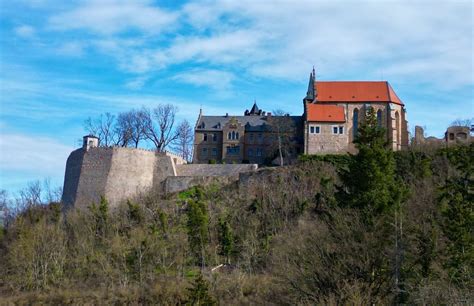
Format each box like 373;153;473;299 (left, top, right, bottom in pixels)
83;135;99;151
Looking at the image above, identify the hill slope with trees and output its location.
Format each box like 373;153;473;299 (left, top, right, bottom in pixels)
0;111;472;304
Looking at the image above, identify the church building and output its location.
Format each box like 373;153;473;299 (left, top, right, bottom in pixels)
193;69;409;164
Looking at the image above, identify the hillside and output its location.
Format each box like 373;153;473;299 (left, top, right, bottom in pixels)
0;121;472;304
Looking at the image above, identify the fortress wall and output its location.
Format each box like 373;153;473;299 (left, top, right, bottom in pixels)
61;149;85;207
74;148;114;210
153;154;177;189
163;176;236;194
104;148;157;206
175;164;258;177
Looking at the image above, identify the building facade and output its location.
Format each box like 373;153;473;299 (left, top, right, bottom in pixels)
193;103;303;164
193;70;409;164
303;70;409;154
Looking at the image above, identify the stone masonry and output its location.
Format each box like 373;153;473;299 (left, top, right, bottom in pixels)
62;136;258;209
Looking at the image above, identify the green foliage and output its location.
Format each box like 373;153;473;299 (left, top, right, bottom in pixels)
438;144;474;285
217;217;234;264
298;153;351;170
340;107;407;219
186;193;209;266
186;273;217;306
1;142;473;304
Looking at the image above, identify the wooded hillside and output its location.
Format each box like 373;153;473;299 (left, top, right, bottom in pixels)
1;113;472;304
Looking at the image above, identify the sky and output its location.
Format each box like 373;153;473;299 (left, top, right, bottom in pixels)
0;0;473;194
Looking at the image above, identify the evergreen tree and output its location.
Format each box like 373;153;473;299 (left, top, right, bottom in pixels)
186;273;217;306
340;107;406;220
187;198;209;267
438;144;474;284
217;218;234;264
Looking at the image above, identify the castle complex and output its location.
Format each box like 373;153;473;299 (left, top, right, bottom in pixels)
193;69;409;164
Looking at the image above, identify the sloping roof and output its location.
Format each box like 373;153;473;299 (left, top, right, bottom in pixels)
306;104;345;122
314;81;404;105
196;115;302;132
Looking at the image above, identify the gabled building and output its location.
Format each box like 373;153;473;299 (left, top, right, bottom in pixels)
193;102;303;164
193;69;409;164
303;69;409;154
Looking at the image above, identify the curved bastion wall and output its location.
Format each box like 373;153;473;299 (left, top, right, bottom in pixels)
62;144;258;209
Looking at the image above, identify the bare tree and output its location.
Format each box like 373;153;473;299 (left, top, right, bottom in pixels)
450;118;474;132
269;110;298;166
173;119;194;161
83;113;116;146
144;104;180;152
115;111;134;147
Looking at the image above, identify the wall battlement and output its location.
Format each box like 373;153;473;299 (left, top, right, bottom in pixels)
62;140;257;209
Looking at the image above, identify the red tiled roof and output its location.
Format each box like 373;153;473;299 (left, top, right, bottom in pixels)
306;103;345;122
314;81;404;105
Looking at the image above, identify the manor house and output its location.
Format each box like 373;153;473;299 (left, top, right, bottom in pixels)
193;69;409;164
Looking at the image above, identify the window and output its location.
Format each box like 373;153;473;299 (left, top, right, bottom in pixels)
236;132;239;139
258;133;263;141
309;125;320;134
256;148;262;157
353;108;359;138
248;148;253;156
203;133;208;141
228;132;232;140
249;134;254;142
211;148;217;156
377;109;383;127
202;148;208;155
333;126;344;135
212;133;217;141
226;146;240;155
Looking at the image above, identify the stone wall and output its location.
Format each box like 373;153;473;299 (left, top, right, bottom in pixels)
175;164;258;177
62;146;259;209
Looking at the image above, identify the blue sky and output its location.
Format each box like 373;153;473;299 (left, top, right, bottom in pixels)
0;0;473;194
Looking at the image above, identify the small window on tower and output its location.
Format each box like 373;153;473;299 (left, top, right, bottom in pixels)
310;126;315;134
315;126;320;134
333;126;338;134
339;126;344;134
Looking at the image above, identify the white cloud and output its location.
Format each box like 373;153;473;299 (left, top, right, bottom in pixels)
14;25;35;38
125;76;149;90
0;133;72;177
49;0;178;35
172;69;235;91
56;41;86;57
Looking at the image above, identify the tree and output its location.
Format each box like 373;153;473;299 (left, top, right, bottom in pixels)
340;107;406;217
269;110;298;166
450;117;474;132
339;107;408;303
143;104;180;152
217;218;234;264
173;119;194;161
84;113;116;146
186;190;209;267
438;144;474;284
186;273;217;305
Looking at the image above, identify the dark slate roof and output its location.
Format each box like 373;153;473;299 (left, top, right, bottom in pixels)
196;115;303;132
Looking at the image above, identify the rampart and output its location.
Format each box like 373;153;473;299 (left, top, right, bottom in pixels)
62;141;258;209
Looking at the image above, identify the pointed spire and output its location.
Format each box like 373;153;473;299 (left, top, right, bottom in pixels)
304;68;315;102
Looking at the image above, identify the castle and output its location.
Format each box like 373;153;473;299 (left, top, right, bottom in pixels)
63;70;413;209
193;69;409;164
62;135;257;209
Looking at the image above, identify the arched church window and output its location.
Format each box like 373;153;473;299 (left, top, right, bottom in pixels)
377;109;383;127
395;111;400;145
353;108;359;139
236;132;239;139
228;132;232;140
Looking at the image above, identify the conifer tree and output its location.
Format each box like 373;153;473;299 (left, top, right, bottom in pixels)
217;218;234;264
187;198;209;267
340;107;406;220
186;273;217;305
